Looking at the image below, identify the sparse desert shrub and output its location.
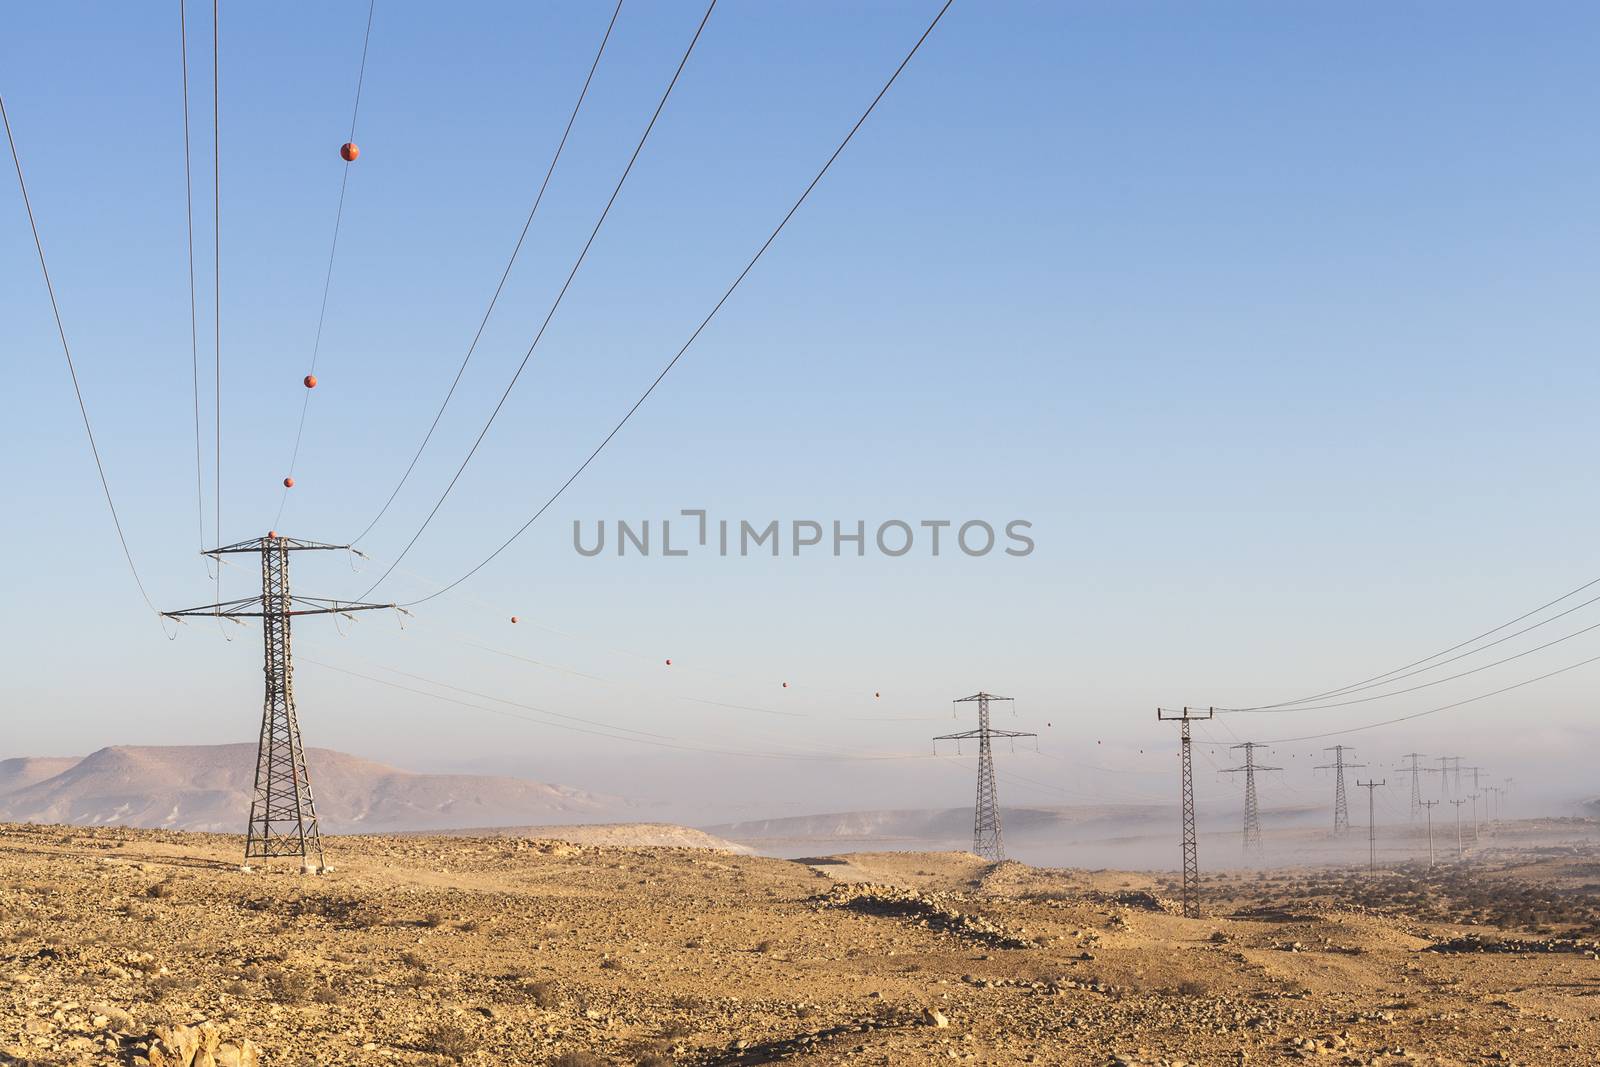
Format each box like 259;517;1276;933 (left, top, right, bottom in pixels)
147;974;192;1000
1176;979;1209;997
599;957;623;971
456;919;484;933
419;912;447;929
269;971;312;1004
551;1053;608;1067
400;970;433;990
145;880;177;900
400;951;428;969
682;937;703;949
420;1022;479;1060
635;1054;670;1067
222;980;251;997
753;939;776;953
312;985;341;1005
528;980;560;1008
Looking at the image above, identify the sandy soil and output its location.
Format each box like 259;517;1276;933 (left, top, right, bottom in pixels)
2;820;1599;1065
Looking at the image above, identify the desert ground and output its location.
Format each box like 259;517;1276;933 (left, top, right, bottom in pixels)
3;821;1600;1066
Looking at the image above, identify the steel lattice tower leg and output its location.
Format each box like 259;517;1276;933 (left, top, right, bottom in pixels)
972;695;1004;861
244;539;325;872
1408;758;1422;822
1180;717;1198;915
1332;750;1349;835
1241;751;1254;857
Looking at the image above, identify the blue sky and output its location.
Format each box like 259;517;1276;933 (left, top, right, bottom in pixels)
3;2;1598;824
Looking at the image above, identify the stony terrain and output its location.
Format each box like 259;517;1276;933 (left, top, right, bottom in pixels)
3;821;1600;1066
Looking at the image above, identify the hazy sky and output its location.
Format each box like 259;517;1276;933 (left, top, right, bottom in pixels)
3;2;1598;824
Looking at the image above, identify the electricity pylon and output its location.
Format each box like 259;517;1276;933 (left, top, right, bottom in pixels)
1468;792;1481;844
1158;706;1213;917
1398;752;1427;822
1222;742;1281;861
933;692;1033;862
164;534;397;872
1316;745;1365;835
1357;779;1385;873
1420;799;1438;867
1436;756;1460;800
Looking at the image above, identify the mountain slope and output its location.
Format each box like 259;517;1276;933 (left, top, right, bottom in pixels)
0;757;82;797
0;745;614;833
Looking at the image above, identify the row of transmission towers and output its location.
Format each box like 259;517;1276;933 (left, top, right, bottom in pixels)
1146;710;1519;916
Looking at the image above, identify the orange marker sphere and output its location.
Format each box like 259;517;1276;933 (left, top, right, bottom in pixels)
782;682;789;689
267;530;277;539
304;374;318;389
510;616;519;624
282;477;295;488
340;142;359;161
665;659;672;666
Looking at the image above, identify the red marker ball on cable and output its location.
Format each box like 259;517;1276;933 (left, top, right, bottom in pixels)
304;374;317;389
283;477;295;488
340;142;359;161
510;616;519;624
782;682;789;689
665;659;672;666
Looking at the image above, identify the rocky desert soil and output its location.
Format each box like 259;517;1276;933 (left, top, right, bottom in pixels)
3;820;1600;1066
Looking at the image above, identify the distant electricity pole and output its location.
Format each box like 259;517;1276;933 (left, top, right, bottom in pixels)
1420;799;1439;867
1157;706;1213;917
1450;798;1467;859
1222;742;1281;861
933;692;1033;863
1468;792;1481;844
1357;779;1385;873
1398;752;1427;822
164;535;396;872
1316;745;1364;835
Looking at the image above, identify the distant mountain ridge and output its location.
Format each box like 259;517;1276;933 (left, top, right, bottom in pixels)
0;745;616;833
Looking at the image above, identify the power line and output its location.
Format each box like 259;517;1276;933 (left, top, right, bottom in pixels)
1223;572;1600;711
1223;614;1600;714
1262;649;1600;744
357;0;718;596
275;0;378;528
299;656;929;763
2;95;156;612
179;0;205;557
349;0;626;547
212;0;221;567
374;0;957;607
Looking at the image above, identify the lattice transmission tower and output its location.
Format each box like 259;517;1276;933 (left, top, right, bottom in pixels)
1398;752;1427;823
1222;742;1280;861
164;534;396;872
933;692;1034;862
1315;744;1364;835
1157;706;1212;917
